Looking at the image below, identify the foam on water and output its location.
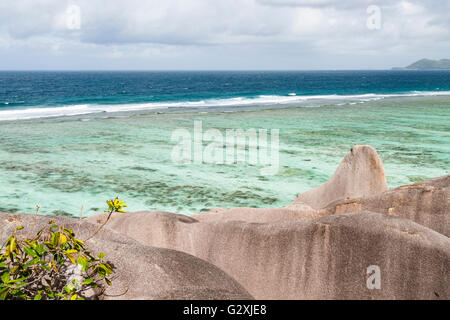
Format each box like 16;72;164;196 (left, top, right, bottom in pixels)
1;91;450;121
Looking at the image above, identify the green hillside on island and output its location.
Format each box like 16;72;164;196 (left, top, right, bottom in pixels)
393;58;450;70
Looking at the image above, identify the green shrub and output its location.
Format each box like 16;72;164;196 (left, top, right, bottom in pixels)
0;197;126;300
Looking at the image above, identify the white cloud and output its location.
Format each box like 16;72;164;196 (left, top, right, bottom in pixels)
0;0;448;69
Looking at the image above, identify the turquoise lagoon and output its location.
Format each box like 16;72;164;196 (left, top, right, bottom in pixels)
0;95;449;217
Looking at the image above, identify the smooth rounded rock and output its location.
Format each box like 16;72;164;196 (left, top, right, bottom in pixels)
87;210;450;300
320;174;450;236
0;212;253;300
289;145;389;209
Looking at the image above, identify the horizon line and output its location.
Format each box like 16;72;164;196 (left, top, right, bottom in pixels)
0;68;424;72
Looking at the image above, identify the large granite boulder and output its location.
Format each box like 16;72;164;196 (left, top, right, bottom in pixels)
289;145;389;210
86;210;450;300
0;212;253;300
199;174;449;234
320;174;450;237
197;145;389;224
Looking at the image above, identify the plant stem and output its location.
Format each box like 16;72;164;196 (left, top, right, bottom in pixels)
77;206;83;234
84;211;113;242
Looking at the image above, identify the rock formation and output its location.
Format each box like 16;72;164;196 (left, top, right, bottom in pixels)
289;145;389;210
86;209;449;299
2;145;448;299
84;145;448;299
0;212;253;300
319;174;449;237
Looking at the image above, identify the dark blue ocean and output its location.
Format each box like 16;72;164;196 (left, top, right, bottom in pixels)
1;70;450;120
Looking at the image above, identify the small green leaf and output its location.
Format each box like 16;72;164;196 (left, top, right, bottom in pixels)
40;264;51;272
35;244;44;256
64;285;72;294
65;253;75;264
1;272;10;284
9;276;27;284
23;246;37;258
0;287;9;300
74;239;85;246
63;228;74;235
77;256;89;271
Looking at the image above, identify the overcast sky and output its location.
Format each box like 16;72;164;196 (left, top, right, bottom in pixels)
0;0;449;70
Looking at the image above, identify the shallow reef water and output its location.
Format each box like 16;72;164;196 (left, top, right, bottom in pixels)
0;96;449;216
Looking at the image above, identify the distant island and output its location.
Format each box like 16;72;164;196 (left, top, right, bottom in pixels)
393;58;450;70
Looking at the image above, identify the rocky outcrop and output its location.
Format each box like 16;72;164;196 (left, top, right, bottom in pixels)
198;174;449;234
320;175;450;237
289;145;389;210
0;212;253;300
86;210;450;299
81;144;448;299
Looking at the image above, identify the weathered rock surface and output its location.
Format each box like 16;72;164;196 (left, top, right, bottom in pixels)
320;174;450;237
199;174;449;234
3;145;449;300
289;145;389;210
198;206;316;223
83;145;448;300
87;210;450;299
0;212;253;300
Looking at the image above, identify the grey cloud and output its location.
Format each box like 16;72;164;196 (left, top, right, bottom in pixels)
0;0;448;69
